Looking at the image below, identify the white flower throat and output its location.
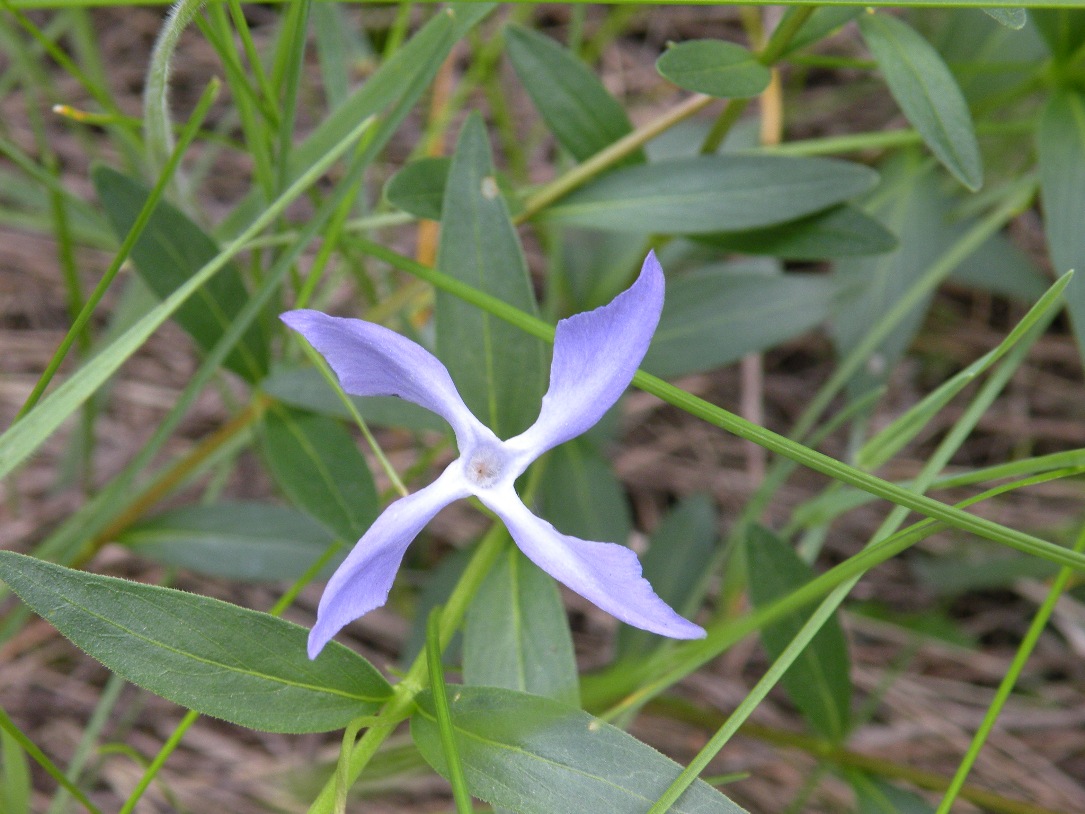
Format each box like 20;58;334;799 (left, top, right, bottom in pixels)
464;445;504;489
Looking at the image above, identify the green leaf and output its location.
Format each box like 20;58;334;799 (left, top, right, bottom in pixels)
1038;89;1085;358
218;3;492;237
656;40;770;99
830;151;960;392
696;204;898;259
559;229;651;311
617;495;717;661
0;551;391;733
856;269;1071;470
0;112;376;484
411;686;748;814
859;13;982;191
384;156;451;221
913;549;1058;596
261;406;379;542
0;728;30;814
781;7;862;57
464;545;579;706
505;24;643;165
436;114;546;438
950;232;1049;302
745;526;851;743
538;438;631;544
1031;9;1085;61
117;502;338;583
643;264;838;378
983;8;1027;30
261;366;448;433
851;773;936;814
539;155;878;234
93;166;269;381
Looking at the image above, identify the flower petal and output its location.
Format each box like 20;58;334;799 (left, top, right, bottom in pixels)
479;488;705;639
281;310;486;449
308;465;470;658
508;252;665;458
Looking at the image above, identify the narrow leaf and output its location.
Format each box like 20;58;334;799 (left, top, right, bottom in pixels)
1031;9;1085;61
657;40;770;99
538;438;632;544
859;13;982;190
0;728;30;814
1038;89;1085;358
0;113;375;482
118;502;338;582
261;407;379;542
411;686;748;814
696;204;898;259
0;551;391;733
782;7;863;56
830;151;960;393
218;3;491;236
539;155;878;234
617;496;717;661
384;156;451;220
643;264;837;378
745;526;851;743
505;24;643;164
851;773;936;814
464;545;579;706
436;115;545;438
261;367;448;433
93;167;269;381
950;231;1049;302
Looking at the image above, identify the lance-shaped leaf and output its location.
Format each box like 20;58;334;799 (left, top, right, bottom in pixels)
505;24;643;164
384;156;451;220
464;545;579;706
94;167;269;381
1038;89;1085;358
859;13;982;191
746;526;851;743
538;437;632;544
117;502;337;583
539;155;878;234
1032;9;1085;61
436;114;546;439
261;367;447;432
696;204;897;260
261;406;380;542
643;263;837;378
0;552;391;734
411;686;748;814
657;39;770;99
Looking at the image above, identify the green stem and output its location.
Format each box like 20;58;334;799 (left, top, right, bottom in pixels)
646;294;1056;814
593;466;1085;716
0;705;102;814
934;522;1085;814
516;92;714;223
654;699;1070;814
426;608;474;814
354;240;1085;574
144;0;207;178
15;77;221;420
306;525;509;814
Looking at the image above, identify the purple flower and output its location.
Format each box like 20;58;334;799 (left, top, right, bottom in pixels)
282;252;706;658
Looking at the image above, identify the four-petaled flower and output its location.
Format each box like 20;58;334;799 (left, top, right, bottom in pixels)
282;251;706;659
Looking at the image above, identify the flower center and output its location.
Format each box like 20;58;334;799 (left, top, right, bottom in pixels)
464;446;504;489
